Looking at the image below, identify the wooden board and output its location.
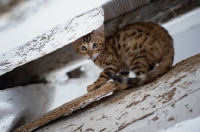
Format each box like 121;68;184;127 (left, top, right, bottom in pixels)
14;82;117;132
0;7;104;76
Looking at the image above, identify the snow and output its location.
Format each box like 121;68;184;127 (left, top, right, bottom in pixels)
0;84;55;132
163;8;200;37
162;8;200;64
158;116;200;132
47;62;101;109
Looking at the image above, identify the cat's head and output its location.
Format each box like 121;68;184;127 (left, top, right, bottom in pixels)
73;25;105;60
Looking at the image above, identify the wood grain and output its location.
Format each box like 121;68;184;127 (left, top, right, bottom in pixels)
14;82;117;132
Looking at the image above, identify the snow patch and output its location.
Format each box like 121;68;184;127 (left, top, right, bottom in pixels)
158;116;200;132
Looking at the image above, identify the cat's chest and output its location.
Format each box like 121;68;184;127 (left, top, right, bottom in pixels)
93;52;113;68
93;52;128;71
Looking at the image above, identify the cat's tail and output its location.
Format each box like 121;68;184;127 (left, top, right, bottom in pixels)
105;47;174;87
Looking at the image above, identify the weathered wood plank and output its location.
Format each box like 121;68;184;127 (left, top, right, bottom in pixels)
14;82;117;132
103;0;151;22
0;43;82;89
27;53;200;132
105;0;200;36
0;7;104;76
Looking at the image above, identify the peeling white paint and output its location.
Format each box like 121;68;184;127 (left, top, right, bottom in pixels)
0;7;104;76
0;0;110;55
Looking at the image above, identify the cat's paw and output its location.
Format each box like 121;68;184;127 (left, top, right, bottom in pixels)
87;84;99;92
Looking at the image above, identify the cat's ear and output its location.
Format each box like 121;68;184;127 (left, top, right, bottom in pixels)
71;38;80;47
92;24;104;37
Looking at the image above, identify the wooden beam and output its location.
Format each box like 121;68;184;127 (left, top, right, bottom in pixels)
0;7;104;76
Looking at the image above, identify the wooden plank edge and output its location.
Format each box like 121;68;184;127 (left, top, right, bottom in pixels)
14;82;117;132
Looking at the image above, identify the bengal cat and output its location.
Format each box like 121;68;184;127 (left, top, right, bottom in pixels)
73;22;174;92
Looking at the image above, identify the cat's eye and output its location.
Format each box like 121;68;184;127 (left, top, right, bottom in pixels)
92;43;98;49
81;46;87;51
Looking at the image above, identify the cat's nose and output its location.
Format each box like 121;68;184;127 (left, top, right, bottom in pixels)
88;53;93;57
87;51;93;57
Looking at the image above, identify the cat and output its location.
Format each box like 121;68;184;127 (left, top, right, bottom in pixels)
73;22;174;92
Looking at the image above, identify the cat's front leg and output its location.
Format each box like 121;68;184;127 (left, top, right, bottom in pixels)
87;66;119;92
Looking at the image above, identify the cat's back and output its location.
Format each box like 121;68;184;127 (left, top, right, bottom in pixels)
115;22;172;44
109;22;174;68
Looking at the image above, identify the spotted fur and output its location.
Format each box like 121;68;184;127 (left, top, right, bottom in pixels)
73;22;174;92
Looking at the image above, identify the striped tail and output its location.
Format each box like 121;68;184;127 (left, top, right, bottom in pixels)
105;47;174;87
